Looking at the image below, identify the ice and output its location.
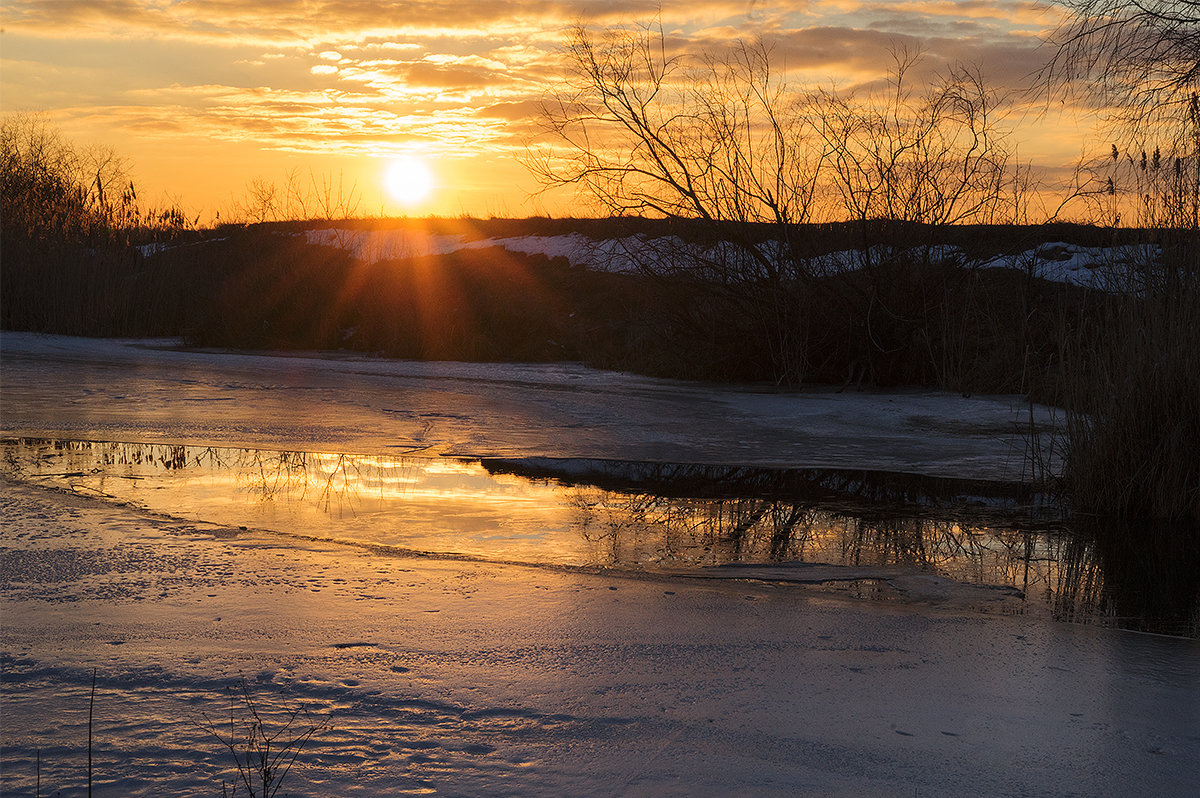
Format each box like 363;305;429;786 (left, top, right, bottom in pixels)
0;332;1060;482
3;333;1195;797
2;481;1198;796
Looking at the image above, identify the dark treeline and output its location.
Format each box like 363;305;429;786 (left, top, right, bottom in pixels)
2;220;1096;394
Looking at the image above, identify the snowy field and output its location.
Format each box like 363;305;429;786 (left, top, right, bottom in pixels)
3;332;1198;797
304;227;1156;290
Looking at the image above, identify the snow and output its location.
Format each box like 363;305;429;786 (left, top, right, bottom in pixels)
299;227;1160;289
303;229;646;272
3;481;1198;797
305;228;475;260
979;241;1160;290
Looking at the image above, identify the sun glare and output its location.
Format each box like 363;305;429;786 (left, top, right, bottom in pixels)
384;157;435;207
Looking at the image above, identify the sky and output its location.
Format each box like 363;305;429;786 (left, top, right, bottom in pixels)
1;0;1101;221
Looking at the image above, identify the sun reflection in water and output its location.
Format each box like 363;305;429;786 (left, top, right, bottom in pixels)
3;437;1196;635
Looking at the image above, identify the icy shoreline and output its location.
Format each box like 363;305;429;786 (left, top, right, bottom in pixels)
6;332;1197;796
3;479;1198;797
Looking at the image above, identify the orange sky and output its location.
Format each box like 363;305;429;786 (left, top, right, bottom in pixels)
1;0;1102;221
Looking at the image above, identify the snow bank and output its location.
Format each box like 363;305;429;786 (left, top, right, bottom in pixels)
303;229;646;272
301;228;1161;289
979;241;1160;290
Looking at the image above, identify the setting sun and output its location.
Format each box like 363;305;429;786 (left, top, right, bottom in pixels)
384;157;435;207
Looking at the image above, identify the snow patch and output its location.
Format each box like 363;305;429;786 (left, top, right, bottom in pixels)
302;228;1162;289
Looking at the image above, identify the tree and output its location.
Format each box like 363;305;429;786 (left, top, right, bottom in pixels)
526;22;831;383
1044;0;1199;129
812;51;1014;234
527;22;1019;386
527;23;825;279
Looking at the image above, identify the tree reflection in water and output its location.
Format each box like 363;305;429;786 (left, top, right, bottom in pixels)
497;458;1197;636
1065;518;1200;634
3;438;1196;636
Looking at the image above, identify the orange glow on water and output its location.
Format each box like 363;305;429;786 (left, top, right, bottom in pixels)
4;438;1088;613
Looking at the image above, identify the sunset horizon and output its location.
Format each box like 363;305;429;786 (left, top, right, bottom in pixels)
2;0;1110;223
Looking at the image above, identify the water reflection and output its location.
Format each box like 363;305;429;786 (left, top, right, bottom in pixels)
3;437;1196;636
1062;518;1200;635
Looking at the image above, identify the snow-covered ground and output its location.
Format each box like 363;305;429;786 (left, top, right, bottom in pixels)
4;480;1198;797
3;332;1197;797
303;227;1157;290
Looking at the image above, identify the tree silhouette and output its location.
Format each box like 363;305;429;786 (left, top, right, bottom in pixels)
1044;0;1199;130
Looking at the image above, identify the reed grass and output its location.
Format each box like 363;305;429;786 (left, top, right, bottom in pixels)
1058;251;1200;523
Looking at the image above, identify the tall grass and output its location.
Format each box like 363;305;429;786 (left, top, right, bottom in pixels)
0;113;195;336
1053;126;1200;524
1058;248;1200;523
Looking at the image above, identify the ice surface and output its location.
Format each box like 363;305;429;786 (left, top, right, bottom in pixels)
0;332;1061;482
3;481;1198;797
5;333;1192;797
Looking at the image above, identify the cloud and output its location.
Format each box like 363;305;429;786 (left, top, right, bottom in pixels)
479;99;547;121
6;1;829;45
401;61;501;89
3;0;1104;217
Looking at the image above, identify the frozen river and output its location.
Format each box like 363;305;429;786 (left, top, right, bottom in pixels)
0;332;1058;481
1;333;1197;796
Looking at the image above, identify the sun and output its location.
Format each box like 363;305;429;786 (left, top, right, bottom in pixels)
384;157;435;207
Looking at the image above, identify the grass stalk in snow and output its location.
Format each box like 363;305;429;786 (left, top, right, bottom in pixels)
200;680;330;798
88;668;96;798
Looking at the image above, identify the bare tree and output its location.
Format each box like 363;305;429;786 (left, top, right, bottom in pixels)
310;170;360;222
226;169;360;226
245;177;280;224
806;52;1018;388
530;25;1016;255
527;22;834;383
1043;0;1199;128
812;51;1015;237
283;167;310;220
527;22;1020;386
527;23;827;276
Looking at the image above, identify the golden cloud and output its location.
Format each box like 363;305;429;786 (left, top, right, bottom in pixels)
3;0;1102;218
